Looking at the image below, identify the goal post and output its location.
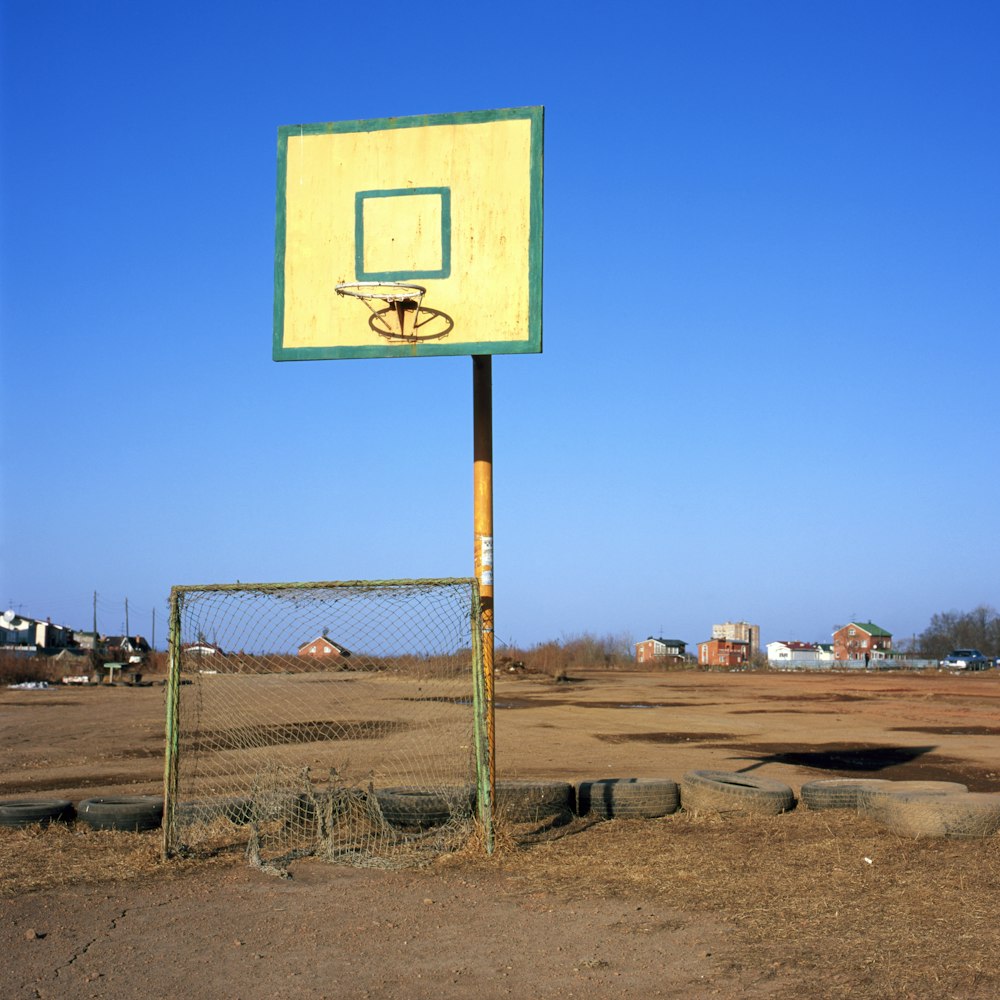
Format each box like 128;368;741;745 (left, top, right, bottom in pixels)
162;579;492;867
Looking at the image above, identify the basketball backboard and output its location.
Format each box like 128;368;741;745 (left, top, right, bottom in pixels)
273;107;543;361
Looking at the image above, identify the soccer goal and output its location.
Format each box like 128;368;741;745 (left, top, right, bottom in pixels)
162;579;491;869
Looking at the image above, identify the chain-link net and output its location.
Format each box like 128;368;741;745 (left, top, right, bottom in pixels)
163;580;486;871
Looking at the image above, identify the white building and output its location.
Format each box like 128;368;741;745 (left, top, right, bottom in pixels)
766;641;836;667
767;641;819;664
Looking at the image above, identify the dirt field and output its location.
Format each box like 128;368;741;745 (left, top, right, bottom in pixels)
3;667;999;998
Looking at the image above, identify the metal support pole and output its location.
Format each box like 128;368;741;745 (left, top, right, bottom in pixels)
162;589;182;860
472;355;495;823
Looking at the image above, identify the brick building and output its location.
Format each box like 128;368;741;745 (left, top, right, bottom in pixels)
832;622;892;663
634;636;687;666
697;637;750;667
297;635;352;659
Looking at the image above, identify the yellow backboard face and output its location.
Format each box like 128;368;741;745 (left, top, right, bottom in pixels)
274;107;543;361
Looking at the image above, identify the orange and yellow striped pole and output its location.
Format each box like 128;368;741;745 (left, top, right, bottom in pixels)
473;355;495;826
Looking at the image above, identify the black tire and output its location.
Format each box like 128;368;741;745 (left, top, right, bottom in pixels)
857;780;968;813
492;780;575;822
375;786;474;829
681;770;795;815
0;798;75;828
577;779;680;819
863;791;1000;838
76;796;164;832
222;796;255;824
175;796;254;826
800;778;895;811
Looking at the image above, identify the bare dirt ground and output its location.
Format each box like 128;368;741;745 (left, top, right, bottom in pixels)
2;667;999;999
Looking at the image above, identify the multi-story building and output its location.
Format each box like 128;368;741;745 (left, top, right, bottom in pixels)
711;621;760;657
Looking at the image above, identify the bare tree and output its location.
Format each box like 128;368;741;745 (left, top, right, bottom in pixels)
917;605;1000;659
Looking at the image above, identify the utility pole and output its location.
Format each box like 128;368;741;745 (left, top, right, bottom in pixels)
92;591;99;673
151;608;156;652
125;598;129;638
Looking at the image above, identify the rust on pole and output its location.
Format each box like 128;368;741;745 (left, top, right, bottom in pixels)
472;355;496;805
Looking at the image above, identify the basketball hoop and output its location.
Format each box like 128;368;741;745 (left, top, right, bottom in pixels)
335;281;426;341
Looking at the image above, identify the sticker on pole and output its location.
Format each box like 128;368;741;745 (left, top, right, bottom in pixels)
480;535;494;586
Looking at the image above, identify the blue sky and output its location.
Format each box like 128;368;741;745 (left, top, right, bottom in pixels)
1;1;997;651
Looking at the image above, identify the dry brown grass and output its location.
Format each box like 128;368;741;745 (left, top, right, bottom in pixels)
0;823;238;896
447;809;1000;1000
3;809;998;997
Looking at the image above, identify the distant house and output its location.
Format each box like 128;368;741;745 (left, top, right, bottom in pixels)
766;641;820;664
104;635;151;664
181;640;225;657
0;611;74;652
635;636;687;666
72;631;101;651
832;622;892;663
698;637;749;667
38;619;74;650
298;635;352;659
0;610;34;647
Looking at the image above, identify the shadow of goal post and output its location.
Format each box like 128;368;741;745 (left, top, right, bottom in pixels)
162;579;492;863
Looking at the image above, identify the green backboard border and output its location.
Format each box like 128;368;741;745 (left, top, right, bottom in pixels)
273;106;543;362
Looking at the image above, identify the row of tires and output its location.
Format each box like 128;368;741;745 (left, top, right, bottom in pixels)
686;772;1000;840
373;778;682;827
3;773;999;839
381;773;1000;839
0;781;678;832
0;796;164;831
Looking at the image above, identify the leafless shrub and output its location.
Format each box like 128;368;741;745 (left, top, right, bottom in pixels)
0;651;60;685
499;632;636;679
916;604;1000;659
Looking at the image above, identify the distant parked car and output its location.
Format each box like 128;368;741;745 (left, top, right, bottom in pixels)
940;649;990;670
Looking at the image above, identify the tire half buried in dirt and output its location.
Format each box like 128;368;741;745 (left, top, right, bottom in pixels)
577;778;680;819
76;796;164;832
681;770;795;815
0;798;75;828
800;778;896;811
856;780;968;812
863;791;1000;838
375;787;474;829
492;781;575;823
